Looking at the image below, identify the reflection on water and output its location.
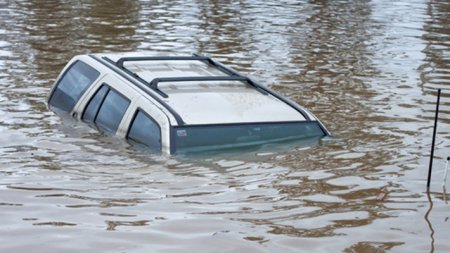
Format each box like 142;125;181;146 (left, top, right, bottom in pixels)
1;0;450;252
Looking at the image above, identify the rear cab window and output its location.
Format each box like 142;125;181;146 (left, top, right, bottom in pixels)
49;60;100;112
171;121;325;153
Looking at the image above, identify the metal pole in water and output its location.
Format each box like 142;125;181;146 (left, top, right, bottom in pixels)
427;88;441;190
443;157;450;189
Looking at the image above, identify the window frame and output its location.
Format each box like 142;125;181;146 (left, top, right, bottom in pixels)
81;83;131;134
126;108;162;151
48;60;100;112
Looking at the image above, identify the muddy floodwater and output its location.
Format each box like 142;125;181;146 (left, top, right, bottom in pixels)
1;0;450;252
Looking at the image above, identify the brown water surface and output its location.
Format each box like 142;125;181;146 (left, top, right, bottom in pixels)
1;0;450;252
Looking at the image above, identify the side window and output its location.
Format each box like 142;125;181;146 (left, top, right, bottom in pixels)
82;84;130;134
83;85;108;123
127;110;162;150
49;61;99;112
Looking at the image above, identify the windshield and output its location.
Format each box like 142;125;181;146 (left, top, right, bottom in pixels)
171;121;326;153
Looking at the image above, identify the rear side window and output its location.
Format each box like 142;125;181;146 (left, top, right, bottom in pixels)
82;84;130;134
127;110;161;151
83;85;108;123
49;61;100;112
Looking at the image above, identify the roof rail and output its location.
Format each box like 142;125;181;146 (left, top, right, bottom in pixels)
111;55;268;97
116;56;211;69
192;53;240;77
115;54;241;78
149;76;268;97
150;76;247;88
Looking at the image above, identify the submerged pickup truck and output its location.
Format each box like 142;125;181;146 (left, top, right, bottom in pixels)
47;52;330;154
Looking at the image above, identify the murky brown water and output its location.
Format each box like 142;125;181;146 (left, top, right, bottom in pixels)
1;0;450;252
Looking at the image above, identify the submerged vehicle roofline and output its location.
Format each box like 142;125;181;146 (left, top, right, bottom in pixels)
90;53;325;126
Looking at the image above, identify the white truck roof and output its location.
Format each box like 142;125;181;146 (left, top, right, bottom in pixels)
97;52;309;125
